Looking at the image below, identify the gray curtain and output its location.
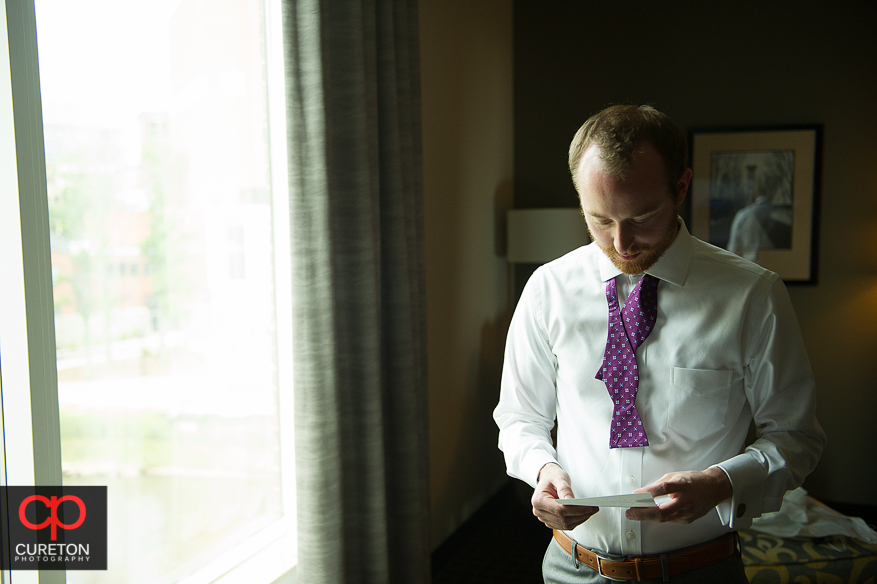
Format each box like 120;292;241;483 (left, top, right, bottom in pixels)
281;0;430;583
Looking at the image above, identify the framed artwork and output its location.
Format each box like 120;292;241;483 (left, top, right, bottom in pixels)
689;126;821;283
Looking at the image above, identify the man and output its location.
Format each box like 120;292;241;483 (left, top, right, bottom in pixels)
727;172;793;261
494;105;824;583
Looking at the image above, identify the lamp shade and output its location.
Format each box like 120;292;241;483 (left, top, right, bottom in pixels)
507;208;591;263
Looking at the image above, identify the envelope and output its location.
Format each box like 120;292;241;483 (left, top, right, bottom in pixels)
553;493;657;507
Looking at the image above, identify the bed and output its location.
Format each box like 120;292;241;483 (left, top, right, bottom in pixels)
740;489;877;584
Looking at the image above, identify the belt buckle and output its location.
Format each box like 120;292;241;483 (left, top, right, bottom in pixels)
594;549;630;582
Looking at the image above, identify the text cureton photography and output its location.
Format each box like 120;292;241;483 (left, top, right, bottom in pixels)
14;543;92;564
2;486;107;570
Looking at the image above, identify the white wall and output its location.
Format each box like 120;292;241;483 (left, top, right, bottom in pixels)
419;0;515;549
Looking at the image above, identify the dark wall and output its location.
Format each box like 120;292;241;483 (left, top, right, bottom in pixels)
514;1;875;207
513;1;877;506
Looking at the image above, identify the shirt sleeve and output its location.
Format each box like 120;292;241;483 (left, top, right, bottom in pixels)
493;269;561;488
714;276;826;529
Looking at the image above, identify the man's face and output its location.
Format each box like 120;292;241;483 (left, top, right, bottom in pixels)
576;143;691;275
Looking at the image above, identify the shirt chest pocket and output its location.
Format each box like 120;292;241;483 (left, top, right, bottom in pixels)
667;367;733;442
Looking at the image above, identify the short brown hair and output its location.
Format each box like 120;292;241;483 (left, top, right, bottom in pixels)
568;105;688;195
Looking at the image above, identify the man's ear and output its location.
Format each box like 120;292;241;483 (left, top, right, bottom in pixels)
676;168;693;207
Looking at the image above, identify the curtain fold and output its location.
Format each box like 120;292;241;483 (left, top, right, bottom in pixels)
281;0;430;582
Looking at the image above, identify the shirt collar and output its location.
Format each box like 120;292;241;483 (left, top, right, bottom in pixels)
597;218;692;287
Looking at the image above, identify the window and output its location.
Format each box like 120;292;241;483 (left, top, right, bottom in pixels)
2;0;295;581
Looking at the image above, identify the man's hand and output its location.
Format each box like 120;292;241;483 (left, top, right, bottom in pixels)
625;467;732;524
531;463;599;530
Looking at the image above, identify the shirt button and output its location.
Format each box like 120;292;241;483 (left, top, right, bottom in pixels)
627;476;636;485
626;531;636;540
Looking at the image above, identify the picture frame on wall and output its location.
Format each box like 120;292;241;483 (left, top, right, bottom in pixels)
689;126;822;283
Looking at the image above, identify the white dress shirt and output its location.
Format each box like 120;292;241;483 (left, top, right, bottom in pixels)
727;198;776;261
494;220;825;555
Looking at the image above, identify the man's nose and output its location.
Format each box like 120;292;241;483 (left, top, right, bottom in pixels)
614;224;634;254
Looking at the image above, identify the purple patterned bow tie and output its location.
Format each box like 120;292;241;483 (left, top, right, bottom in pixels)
595;274;659;448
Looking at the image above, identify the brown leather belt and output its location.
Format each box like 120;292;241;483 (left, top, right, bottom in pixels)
552;529;737;581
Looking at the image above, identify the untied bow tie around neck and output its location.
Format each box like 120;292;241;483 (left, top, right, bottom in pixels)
595;274;659;448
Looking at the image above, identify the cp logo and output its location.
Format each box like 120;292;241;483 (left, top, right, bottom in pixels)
19;495;87;541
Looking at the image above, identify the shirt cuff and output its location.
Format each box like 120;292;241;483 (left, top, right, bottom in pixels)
521;449;559;489
711;453;769;530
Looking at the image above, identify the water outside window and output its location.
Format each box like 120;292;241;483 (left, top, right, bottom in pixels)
35;0;289;581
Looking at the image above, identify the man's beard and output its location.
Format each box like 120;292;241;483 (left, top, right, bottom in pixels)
592;218;679;275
